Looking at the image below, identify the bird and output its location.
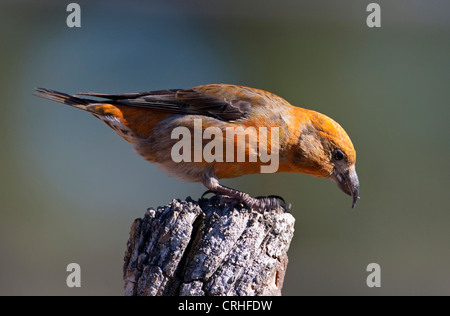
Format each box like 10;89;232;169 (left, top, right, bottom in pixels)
33;84;359;210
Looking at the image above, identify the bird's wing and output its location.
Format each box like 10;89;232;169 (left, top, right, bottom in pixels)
78;86;252;122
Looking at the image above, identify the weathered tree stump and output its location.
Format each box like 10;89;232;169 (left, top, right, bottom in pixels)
123;197;295;296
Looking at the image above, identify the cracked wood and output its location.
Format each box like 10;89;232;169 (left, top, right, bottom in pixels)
123;197;295;296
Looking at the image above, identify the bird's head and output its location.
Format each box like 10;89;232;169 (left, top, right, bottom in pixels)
289;109;359;207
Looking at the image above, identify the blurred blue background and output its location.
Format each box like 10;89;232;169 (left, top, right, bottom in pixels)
0;0;449;295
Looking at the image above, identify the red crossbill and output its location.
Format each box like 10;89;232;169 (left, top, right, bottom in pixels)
34;84;359;210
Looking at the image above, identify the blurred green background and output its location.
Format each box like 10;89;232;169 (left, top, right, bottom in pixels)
1;0;449;295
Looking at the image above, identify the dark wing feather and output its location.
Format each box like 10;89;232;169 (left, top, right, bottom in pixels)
78;89;250;122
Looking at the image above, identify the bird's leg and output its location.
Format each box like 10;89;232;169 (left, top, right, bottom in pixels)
202;174;290;211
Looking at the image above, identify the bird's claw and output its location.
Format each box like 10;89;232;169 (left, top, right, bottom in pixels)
201;190;217;199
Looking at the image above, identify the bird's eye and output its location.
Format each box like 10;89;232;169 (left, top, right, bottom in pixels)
334;150;344;161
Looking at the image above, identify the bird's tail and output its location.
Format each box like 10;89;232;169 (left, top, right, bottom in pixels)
33;88;95;111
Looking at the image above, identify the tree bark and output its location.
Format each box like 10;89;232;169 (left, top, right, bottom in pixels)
123;197;295;296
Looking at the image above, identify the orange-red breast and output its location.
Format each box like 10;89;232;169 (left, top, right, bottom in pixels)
34;84;359;209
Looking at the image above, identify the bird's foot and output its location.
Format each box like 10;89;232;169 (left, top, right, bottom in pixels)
201;190;291;212
253;195;292;212
201;190;239;206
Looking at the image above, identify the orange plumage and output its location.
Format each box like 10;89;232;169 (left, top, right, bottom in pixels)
34;84;359;209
